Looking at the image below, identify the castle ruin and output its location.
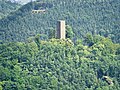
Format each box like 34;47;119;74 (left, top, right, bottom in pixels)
57;20;65;39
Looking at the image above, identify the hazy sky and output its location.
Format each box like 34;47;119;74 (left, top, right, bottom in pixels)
13;0;36;4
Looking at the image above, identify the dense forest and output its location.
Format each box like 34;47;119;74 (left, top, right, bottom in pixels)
0;0;120;90
0;0;21;19
0;35;120;90
0;0;120;43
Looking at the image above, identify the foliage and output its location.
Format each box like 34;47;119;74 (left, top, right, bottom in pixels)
0;0;21;19
0;0;120;89
0;0;119;43
66;25;74;39
0;35;120;89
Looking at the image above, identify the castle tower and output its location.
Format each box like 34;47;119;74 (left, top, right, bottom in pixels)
57;20;65;39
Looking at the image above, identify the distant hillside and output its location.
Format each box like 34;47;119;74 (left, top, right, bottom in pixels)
0;0;21;19
0;0;120;43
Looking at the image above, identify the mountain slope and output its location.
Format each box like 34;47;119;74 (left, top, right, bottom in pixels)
0;0;120;43
0;0;21;19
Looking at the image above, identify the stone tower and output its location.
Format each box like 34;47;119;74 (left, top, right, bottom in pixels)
57;20;65;39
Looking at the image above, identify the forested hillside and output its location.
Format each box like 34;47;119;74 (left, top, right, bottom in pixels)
0;0;120;90
0;35;120;90
0;0;120;43
0;0;21;19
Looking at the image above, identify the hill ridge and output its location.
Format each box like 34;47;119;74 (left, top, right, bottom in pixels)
0;0;120;43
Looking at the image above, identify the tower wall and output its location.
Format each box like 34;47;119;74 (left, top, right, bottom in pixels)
57;20;65;39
